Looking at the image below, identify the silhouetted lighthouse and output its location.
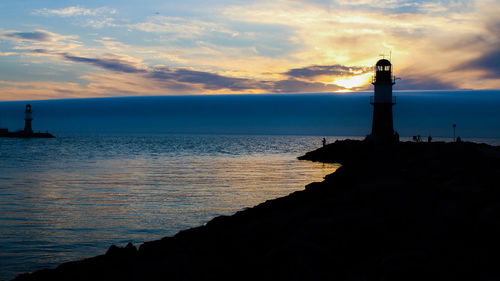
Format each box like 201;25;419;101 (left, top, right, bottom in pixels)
0;104;54;138
367;59;398;143
24;104;33;134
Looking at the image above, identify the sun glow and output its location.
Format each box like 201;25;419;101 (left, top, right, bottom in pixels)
331;73;373;90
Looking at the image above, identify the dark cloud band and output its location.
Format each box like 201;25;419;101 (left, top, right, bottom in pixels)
285;65;369;79
4;31;53;42
63;54;146;73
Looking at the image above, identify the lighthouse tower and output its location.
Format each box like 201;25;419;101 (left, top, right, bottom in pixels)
24;104;33;134
367;59;398;143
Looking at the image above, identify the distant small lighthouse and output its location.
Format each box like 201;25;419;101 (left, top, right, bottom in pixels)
0;104;54;138
367;59;398;143
24;104;33;134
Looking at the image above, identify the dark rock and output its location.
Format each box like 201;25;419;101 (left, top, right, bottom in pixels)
13;140;500;281
106;243;137;257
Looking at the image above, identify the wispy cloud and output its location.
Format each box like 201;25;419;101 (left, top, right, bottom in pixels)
33;6;117;28
0;80;93;101
333;0;471;14
33;6;116;17
130;16;207;35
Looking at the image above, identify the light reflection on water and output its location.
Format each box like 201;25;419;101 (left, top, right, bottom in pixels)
0;135;340;279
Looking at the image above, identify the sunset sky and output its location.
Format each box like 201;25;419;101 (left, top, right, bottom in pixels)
1;0;500;100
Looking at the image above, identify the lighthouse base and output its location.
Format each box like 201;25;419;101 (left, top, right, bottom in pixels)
367;102;398;145
365;132;399;145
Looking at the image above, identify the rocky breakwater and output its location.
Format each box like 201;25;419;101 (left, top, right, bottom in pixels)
14;140;500;281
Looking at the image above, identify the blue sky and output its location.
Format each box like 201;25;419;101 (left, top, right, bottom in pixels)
1;0;500;100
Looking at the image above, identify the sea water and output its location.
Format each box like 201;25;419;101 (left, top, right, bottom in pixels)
0;134;340;280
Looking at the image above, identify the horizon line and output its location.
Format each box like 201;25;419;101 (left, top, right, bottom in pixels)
1;89;499;103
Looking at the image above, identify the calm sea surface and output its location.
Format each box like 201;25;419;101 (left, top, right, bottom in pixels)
0;134;340;280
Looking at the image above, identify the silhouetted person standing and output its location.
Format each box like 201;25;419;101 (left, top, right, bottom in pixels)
322;138;326;147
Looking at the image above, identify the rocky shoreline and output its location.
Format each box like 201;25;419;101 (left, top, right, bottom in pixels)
13;140;500;281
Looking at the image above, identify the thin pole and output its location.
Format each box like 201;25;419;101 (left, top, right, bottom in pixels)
452;124;456;142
